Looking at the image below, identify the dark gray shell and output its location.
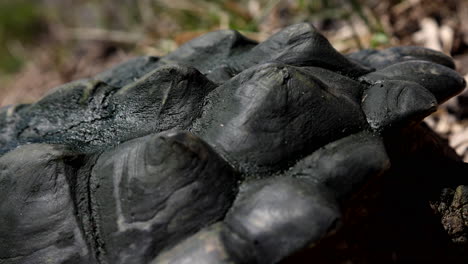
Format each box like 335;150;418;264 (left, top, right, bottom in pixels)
0;23;466;264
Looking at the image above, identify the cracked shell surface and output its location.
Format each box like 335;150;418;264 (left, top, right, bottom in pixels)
0;23;466;264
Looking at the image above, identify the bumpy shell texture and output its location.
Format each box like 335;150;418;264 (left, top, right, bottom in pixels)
0;23;466;264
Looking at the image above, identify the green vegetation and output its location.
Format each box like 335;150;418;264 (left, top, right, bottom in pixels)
0;1;45;73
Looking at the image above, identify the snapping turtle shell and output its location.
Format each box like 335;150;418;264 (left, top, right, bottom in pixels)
0;23;466;264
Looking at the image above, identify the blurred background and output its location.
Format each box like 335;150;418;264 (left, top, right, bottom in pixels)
0;0;467;160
